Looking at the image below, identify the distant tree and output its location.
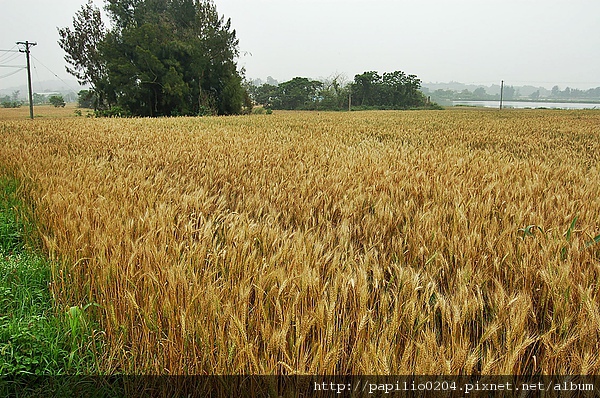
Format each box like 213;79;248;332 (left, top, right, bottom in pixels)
33;93;47;105
568;88;583;99
319;73;350;110
433;89;455;99
276;77;323;110
1;99;21;108
459;89;473;99
266;76;279;86
351;70;426;108
503;85;516;100
49;95;66;107
251;71;430;111
2;93;21;108
586;87;600;99
351;71;381;106
473;87;487;99
251;83;279;109
529;90;540;100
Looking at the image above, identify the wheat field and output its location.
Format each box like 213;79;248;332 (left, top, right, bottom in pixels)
1;108;599;375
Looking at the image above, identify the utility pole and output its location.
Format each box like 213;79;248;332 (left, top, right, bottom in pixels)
500;80;504;110
16;41;37;119
348;92;351;112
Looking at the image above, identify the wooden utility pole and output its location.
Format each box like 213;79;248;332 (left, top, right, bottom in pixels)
348;92;351;112
17;41;36;119
500;80;504;110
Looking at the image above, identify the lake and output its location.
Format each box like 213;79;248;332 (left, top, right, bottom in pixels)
452;100;599;110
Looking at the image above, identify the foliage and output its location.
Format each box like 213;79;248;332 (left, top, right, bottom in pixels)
57;1;107;95
276;77;323;110
351;70;426;108
48;95;66;108
0;91;23;108
1;100;21;109
248;83;279;109
250;71;431;111
1;92;22;108
58;0;246;116
248;76;350;111
94;105;131;118
77;90;96;109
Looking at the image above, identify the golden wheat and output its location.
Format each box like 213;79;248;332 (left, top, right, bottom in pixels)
1;108;599;374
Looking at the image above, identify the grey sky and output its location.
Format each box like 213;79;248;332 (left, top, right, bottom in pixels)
1;0;599;92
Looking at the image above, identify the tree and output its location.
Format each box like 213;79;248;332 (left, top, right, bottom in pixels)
49;95;66;108
77;90;96;109
58;0;107;109
551;85;561;98
352;71;381;106
473;87;487;99
266;76;278;86
529;90;540;100
318;73;350;110
1;97;21;108
102;0;244;116
276;77;323;110
503;85;516;100
250;83;279;109
32;93;45;105
59;0;246;116
350;70;426;109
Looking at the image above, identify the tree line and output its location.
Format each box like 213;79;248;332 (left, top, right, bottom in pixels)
248;71;435;111
428;85;600;105
1;91;70;108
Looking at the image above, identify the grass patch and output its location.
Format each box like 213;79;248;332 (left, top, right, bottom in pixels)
0;176;101;376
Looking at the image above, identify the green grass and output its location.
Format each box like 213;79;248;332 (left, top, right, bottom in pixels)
0;176;100;376
0;178;22;255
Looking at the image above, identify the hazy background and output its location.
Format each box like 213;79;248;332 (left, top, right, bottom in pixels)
1;0;599;93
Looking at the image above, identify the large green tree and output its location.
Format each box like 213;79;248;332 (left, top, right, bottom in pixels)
351;70;425;109
276;77;323;110
59;0;246;116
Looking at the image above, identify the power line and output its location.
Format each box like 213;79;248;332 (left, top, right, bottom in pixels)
0;52;22;64
0;45;24;80
31;56;43;93
30;54;81;94
0;68;24;80
0;46;19;63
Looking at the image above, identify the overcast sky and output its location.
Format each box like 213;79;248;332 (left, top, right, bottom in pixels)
1;0;599;92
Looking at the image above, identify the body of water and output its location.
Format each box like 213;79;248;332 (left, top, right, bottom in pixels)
452;100;599;110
